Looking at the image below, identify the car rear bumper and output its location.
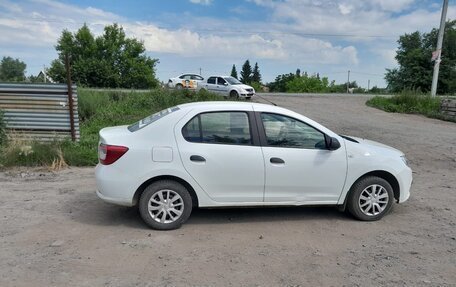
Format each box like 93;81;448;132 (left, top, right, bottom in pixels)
96;190;133;206
95;164;135;207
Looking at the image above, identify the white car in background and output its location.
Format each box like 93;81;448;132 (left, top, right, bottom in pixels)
197;76;255;99
168;73;204;90
95;101;412;230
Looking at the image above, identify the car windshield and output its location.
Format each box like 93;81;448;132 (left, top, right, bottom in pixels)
224;77;242;85
128;106;180;132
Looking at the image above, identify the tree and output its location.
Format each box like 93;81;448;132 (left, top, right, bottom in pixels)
48;23;159;88
0;56;26;82
252;62;262;83
267;73;295;92
385;20;456;94
230;64;238;79
240;60;252;84
296;69;301;77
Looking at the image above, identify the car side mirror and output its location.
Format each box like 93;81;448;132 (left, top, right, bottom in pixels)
325;135;341;150
223;82;228;86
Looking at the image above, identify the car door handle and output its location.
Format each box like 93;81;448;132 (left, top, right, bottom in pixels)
270;157;285;164
190;155;206;162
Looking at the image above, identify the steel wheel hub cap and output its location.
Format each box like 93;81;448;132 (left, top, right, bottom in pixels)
358;184;389;216
148;189;184;224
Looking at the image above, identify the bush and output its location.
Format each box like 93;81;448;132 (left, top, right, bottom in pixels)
250;82;262;92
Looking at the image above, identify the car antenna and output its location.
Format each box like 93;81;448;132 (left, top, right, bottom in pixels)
255;93;278;106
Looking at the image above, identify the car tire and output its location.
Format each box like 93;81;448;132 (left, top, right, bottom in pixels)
347;176;394;221
230;90;239;98
139;180;193;230
176;84;183;90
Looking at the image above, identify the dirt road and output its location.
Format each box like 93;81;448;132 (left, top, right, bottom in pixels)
1;94;455;286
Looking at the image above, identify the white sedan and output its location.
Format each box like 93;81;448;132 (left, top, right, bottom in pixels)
197;76;255;98
95;102;412;230
167;73;204;90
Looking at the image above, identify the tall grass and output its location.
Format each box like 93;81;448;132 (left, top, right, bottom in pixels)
0;88;225;167
366;91;455;122
366;91;441;114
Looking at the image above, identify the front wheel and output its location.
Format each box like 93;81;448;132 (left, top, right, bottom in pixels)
347;176;394;221
139;180;193;230
230;90;239;98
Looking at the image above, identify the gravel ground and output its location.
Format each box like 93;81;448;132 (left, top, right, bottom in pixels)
0;94;455;287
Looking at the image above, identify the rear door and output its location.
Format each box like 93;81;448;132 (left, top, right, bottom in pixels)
175;107;265;202
204;77;218;93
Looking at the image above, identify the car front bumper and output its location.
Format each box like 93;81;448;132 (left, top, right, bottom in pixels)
397;166;412;203
241;93;255;98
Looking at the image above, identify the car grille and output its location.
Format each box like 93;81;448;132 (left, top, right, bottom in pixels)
245;88;253;93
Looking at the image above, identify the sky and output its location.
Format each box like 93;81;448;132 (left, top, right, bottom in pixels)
0;0;455;88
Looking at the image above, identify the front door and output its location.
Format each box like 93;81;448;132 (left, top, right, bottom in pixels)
259;112;347;203
216;77;229;95
175;109;265;202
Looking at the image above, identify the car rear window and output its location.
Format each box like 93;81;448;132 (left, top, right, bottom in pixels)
128;106;180;132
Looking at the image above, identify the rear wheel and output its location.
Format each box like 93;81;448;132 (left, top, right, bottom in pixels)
139;180;192;230
176;84;183;90
347;176;393;221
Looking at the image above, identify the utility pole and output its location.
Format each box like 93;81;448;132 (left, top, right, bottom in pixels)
346;70;350;93
43;64;46;83
431;0;449;97
199;67;202;75
368;79;370;92
65;54;76;142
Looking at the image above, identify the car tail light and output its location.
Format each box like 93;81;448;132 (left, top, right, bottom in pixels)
98;143;129;165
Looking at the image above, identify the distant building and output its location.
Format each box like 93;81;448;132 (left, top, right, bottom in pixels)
37;70;54;83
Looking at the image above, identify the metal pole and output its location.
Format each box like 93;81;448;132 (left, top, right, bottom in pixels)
368;79;370;92
65;54;76;142
431;0;449;97
347;70;350;93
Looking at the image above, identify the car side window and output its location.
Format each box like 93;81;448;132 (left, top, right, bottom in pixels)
261;113;326;149
191;75;203;80
217;77;226;85
207;77;216;84
182;112;252;145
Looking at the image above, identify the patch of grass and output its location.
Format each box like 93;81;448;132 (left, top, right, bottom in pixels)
366;91;455;122
0;139;62;167
0;88;226;167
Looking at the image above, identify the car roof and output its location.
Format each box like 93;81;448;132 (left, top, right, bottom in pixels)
174;101;337;138
207;75;232;78
177;101;281;112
